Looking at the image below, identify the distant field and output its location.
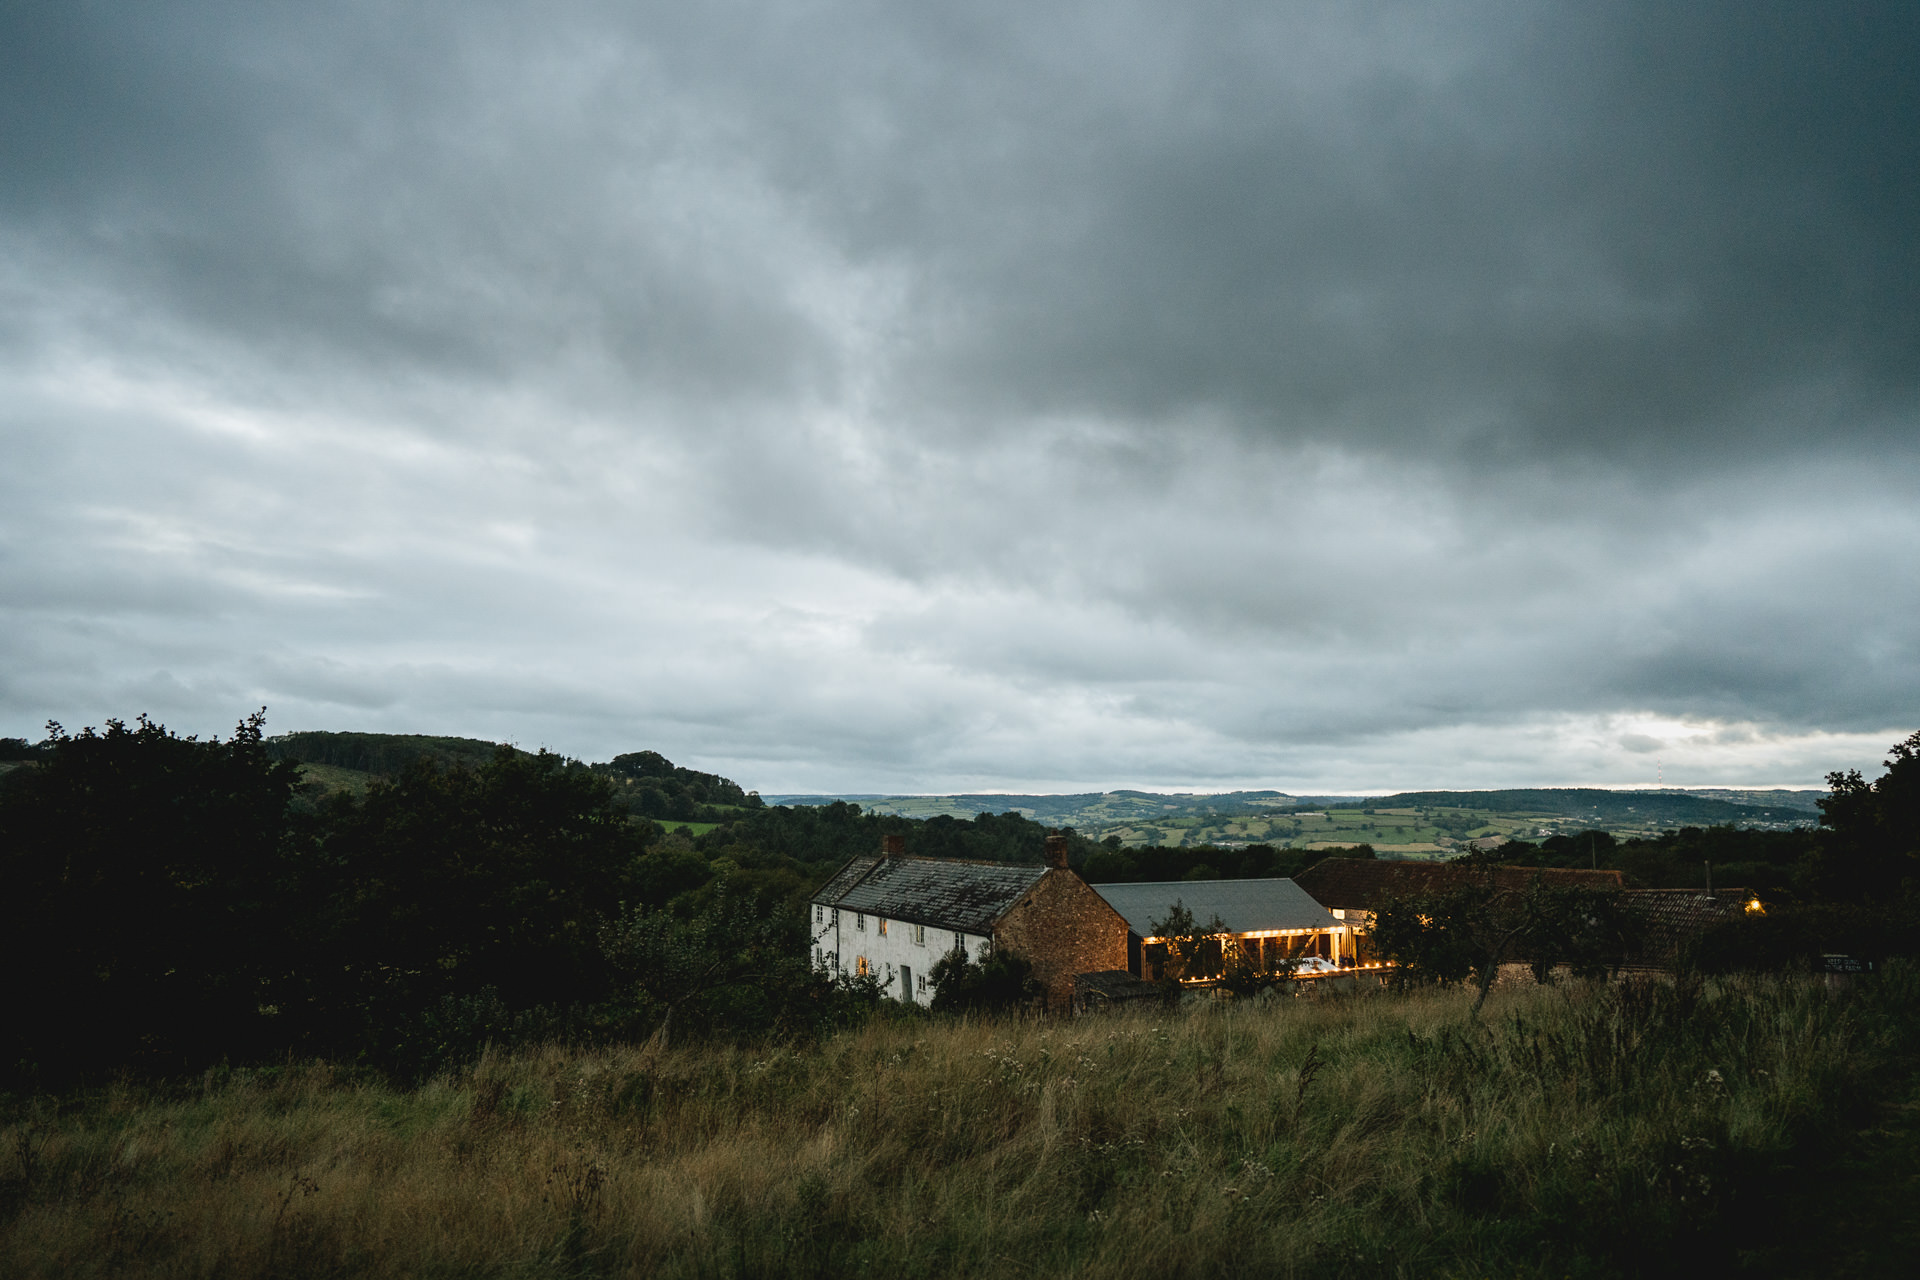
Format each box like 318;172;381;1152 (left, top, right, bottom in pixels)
295;761;378;795
1098;805;1547;851
772;787;1817;851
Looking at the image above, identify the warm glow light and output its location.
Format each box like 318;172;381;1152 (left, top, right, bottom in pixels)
1745;897;1766;915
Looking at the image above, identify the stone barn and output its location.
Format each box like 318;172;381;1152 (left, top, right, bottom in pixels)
809;834;1129;1010
1090;878;1345;982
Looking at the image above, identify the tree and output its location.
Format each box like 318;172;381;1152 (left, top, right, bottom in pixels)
1369;860;1632;1015
1812;731;1920;902
928;944;1040;1013
0;712;304;1081
598;887;806;1049
1369;889;1481;989
1148;900;1231;983
301;746;647;1057
1519;887;1637;984
1217;935;1297;996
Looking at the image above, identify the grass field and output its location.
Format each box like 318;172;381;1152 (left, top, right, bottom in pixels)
787;790;1793;852
1098;805;1559;853
4;968;1912;1278
293;762;379;796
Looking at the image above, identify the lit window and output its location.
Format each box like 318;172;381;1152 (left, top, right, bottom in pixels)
877;918;888;937
856;956;870;977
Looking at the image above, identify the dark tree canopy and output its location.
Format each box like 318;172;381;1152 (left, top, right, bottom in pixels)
1369;859;1635;1012
0;714;1108;1084
1814;731;1920;903
0;712;304;1078
298;746;648;1056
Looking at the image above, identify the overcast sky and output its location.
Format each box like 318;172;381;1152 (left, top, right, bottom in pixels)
2;1;1916;794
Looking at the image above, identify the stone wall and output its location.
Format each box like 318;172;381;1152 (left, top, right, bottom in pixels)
993;868;1130;1010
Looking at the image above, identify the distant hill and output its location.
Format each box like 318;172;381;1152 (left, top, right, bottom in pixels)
258;742;1823;842
765;785;1820;850
1338;788;1816;828
266;731;758;825
1655;788;1826;813
758;789;1337;826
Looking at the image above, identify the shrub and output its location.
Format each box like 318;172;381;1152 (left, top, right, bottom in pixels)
928;945;1040;1012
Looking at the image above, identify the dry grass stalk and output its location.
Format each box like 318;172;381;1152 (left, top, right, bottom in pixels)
0;970;1900;1278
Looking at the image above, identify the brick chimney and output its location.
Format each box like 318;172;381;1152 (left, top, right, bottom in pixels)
1044;832;1069;870
882;834;906;857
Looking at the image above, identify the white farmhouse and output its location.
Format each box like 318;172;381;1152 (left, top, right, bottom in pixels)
809;834;1129;1009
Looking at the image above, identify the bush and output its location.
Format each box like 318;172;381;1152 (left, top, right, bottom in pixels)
928;946;1040;1012
1686;898;1920;973
0;712;304;1082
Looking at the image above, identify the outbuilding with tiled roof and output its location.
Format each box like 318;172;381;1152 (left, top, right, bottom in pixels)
1618;889;1760;969
1090;878;1355;980
1295;857;1625;926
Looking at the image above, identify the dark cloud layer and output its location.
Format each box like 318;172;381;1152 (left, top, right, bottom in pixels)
1;1;1915;790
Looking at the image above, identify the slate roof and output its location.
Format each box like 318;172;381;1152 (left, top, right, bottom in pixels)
814;856;882;906
1091;878;1337;937
811;856;1047;935
1294;858;1624;911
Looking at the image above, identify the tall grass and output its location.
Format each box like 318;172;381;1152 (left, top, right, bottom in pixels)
3;968;1912;1278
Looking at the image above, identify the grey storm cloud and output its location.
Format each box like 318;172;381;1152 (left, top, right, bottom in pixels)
0;0;1915;791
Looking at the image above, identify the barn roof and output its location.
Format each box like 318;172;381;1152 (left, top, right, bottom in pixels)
1294;858;1624;911
1091;878;1337;937
811;856;1047;934
1620;889;1751;964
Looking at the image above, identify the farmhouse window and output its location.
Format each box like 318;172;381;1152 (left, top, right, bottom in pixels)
856;913;866;931
877;918;888;937
912;924;926;946
856;956;870;977
814;905;823;922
